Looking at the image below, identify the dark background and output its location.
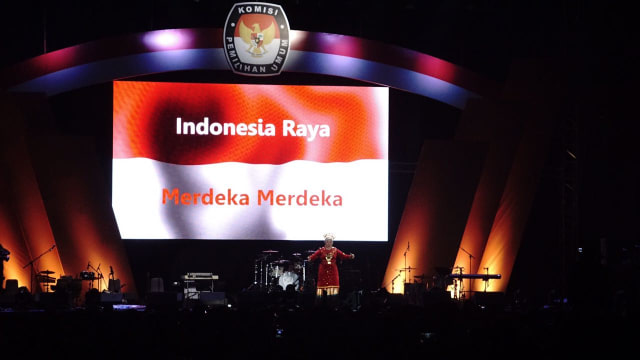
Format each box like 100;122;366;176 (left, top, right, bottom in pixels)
1;1;638;301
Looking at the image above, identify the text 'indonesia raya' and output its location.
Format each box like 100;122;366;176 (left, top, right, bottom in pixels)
176;117;330;142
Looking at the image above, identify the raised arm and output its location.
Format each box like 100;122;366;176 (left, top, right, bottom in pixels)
336;248;355;260
308;248;322;261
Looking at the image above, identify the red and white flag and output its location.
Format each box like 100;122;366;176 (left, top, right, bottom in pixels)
113;81;388;240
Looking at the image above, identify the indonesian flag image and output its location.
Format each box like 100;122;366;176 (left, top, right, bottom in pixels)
112;81;388;241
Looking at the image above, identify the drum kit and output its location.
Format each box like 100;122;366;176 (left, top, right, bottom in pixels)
253;249;314;292
35;270;56;293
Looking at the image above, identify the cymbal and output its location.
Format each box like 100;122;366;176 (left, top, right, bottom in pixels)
39;270;55;274
262;249;279;253
304;250;315;254
291;253;302;257
397;266;417;271
36;275;56;283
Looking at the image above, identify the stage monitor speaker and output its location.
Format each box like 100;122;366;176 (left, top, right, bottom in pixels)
404;283;426;305
199;291;226;306
423;290;452;305
4;279;18;295
473;291;505;306
38;292;72;309
343;290;362;311
150;277;164;292
100;292;124;304
184;287;199;300
108;279;121;293
147;292;180;310
123;292;139;304
387;293;406;306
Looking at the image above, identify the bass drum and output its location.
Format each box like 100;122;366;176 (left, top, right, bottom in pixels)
278;271;299;291
269;259;290;278
291;260;304;272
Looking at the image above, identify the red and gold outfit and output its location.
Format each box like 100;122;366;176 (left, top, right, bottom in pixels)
308;247;352;295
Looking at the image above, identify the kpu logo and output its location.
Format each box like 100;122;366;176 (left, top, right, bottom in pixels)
224;2;290;76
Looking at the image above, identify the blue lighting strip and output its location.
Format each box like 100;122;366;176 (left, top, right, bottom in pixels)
10;49;477;109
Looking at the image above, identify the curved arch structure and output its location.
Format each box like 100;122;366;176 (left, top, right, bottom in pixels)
0;27;505;295
1;28;497;109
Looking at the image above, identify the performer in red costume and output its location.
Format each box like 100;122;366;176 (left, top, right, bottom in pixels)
307;233;355;296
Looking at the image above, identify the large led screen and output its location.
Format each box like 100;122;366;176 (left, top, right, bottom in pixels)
113;81;388;240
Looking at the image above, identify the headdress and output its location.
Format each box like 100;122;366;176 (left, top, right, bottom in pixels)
323;233;335;241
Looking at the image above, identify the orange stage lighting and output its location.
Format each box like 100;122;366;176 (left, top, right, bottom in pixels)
451;101;524;294
29;135;136;295
1;95;64;292
383;141;486;294
472;104;552;292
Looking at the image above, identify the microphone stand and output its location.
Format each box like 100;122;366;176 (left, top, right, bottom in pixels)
483;267;490;292
391;273;401;294
459;247;474;297
22;244;56;294
99;265;107;291
403;241;410;285
87;263;106;291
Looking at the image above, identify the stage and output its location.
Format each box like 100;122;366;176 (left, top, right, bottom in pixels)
1;2;639;357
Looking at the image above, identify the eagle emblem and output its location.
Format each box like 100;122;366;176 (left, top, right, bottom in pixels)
238;20;276;56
